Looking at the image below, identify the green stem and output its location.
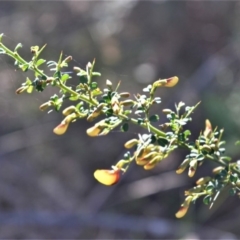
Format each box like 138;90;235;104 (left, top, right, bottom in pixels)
118;113;166;137
0;42;28;65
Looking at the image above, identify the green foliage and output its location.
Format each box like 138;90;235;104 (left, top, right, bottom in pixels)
0;33;240;218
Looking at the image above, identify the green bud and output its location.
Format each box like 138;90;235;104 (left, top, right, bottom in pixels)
63;56;72;63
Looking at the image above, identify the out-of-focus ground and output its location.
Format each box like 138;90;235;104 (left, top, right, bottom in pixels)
0;1;240;239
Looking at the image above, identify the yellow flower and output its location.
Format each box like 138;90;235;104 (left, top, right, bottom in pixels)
53;122;69;135
175;196;192;218
94;169;121;186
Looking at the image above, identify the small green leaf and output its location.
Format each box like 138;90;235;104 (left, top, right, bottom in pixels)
92;72;101;76
229;188;236;196
137;118;143;125
230;173;238;183
176;119;188;126
25;77;32;85
47;61;57;67
176;101;185;110
143;85;152;92
105;109;113;117
157;138;168;146
20;64;29;72
218;169;228;178
79;75;88;84
121;123;129;132
14;43;23;52
221;156;231;162
76;102;83;110
206;182;215;191
92;88;102;96
53;71;61;79
90;82;98;90
219;148;225;154
27;85;33;93
150;135;157;143
197;154;204;161
203;195;212;205
69;95;79;101
184;130;191;138
149;114;159;122
154;97;161;104
123;110;132;115
61;74;71;82
123;152;131;160
36;59;46;66
135;110;144;115
0;48;6;54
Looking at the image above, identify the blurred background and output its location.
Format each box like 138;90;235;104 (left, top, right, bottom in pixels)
0;1;240;239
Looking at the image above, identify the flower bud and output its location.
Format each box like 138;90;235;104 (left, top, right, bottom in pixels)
73;67;81;72
165;76;179;87
62;106;76;116
188;159;198;177
87;119;109;137
111;95;120;114
136;159;149;166
106;79;112;87
39;101;54;111
143;155;161;170
98;128;110;136
135;148;150;162
204;119;212;137
153;76;179;88
53;121;69;135
142;151;157;161
63;56;72;63
162;109;172;114
94;169;121;186
87;104;105;122
212;166;224;174
15;86;27;94
200;144;212;152
175;196;192;218
119;92;130;98
63;113;77;124
46;77;54;84
87;111;101;122
159;123;170;130
176;159;190;174
87;62;92;68
120;99;135;106
86;125;101;137
185;185;202;195
124;139;139;149
196;177;211;185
